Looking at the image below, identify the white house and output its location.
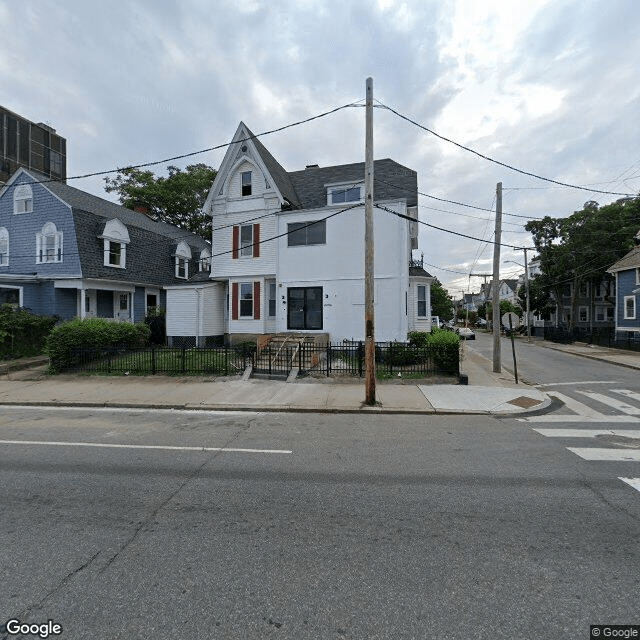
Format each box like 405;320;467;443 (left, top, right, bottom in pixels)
165;122;433;346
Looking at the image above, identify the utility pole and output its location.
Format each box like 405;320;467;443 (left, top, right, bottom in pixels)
492;182;502;373
523;246;531;342
364;77;376;406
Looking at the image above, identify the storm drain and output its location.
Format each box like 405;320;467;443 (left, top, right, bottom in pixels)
507;396;542;409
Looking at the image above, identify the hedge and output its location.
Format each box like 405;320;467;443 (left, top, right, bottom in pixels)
0;305;58;359
45;318;150;373
409;329;461;373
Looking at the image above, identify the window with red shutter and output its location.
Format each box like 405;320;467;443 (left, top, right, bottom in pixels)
253;282;261;319
232;226;239;259
231;282;239;320
253;224;260;258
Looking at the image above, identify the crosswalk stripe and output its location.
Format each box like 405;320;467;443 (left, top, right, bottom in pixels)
619;478;640;493
576;390;640;415
613;389;640;403
532;429;640;438
567;448;640;461
548;391;605;418
519;414;640;423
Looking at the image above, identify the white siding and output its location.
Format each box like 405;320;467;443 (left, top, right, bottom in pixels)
166;285;225;338
227;161;266;199
166;289;198;336
202;286;225;335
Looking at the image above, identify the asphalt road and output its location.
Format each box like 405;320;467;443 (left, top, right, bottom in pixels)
1;397;639;639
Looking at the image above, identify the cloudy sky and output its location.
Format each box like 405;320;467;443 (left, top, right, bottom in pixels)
2;0;639;296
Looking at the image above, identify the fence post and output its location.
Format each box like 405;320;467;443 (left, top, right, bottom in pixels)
182;347;186;374
269;344;272;376
358;341;363;377
152;347;156;375
299;341;302;371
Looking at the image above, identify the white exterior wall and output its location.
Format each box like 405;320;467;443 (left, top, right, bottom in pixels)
275;201;410;342
166;284;225;338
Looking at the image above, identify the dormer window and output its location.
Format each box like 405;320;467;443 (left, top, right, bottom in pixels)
36;222;63;263
241;171;252;196
99;219;130;269
13;184;33;214
199;248;211;272
175;242;191;279
327;183;363;205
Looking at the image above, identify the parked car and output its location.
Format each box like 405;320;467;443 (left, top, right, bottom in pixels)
458;327;475;340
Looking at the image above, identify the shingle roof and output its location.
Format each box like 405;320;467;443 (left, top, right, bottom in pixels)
608;245;640;272
288;159;417;210
409;266;433;278
30;171;209;285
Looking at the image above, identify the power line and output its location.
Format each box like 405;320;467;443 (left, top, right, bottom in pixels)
378;102;636;198
2;102;362;187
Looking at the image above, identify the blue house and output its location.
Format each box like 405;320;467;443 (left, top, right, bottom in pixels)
0;168;210;322
607;229;640;337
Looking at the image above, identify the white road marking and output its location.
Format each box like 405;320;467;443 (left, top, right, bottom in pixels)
613;389;640;403
533;429;640;438
567;448;640;461
539;381;620;387
576;391;640;415
0;440;292;454
619;477;640;493
518;391;640;423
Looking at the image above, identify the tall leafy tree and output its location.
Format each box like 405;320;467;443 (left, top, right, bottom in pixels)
104;164;217;239
430;279;454;320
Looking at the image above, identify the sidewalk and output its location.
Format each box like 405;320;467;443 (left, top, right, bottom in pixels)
0;344;549;416
532;338;640;371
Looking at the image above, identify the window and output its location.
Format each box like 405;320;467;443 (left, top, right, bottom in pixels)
594;283;604;299
0;287;20;305
240;225;253;256
241;171;252;196
175;242;191;279
330;186;361;204
579;282;588;297
624;295;636;320
0;228;8;266
100;219;129;268
595;306;605;322
13;184;33;214
579;306;589;323
268;282;276;317
417;285;427;317
287;220;326;246
199;248;211;272
119;294;129;311
36;222;63;263
240;283;253;317
146;293;158;314
232;224;259;259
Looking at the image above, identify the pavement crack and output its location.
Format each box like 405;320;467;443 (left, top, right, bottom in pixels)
5;549;101;627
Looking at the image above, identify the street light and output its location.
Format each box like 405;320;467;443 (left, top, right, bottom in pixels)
505;259;531;342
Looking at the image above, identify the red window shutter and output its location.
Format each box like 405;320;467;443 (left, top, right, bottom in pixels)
232;226;239;259
253;282;261;319
232;282;239;320
253;224;260;258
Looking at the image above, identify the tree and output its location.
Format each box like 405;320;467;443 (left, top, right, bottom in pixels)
430;279;454;320
525;196;640;328
104;164;217;239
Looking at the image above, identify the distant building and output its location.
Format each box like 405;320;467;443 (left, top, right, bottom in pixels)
0;105;66;186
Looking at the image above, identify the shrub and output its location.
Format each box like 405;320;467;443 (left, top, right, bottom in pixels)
45;318;150;373
426;328;460;373
145;308;166;345
0;305;58;359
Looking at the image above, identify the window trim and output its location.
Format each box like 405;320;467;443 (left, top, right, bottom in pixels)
239;282;253;318
326;183;363;205
417;285;427;318
268;281;276;318
13;183;33;214
174;242;192;279
578;305;589;323
36;222;63;264
0;227;8;266
287;220;326;247
241;171;252;196
624;295;636;320
240;224;253;257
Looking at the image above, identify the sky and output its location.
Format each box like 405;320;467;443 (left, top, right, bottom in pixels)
2;0;640;297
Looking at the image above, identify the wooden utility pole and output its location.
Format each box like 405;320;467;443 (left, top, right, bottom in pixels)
492;182;502;373
523;246;531;342
364;77;376;405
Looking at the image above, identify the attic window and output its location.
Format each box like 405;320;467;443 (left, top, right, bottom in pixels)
13;184;33;214
242;171;252;196
100;219;130;269
329;185;361;205
175;242;192;279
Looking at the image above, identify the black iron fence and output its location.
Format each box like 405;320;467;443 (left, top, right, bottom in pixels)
63;340;460;377
544;326;640;352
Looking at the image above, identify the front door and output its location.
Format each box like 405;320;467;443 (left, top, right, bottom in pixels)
115;292;131;321
287;287;323;330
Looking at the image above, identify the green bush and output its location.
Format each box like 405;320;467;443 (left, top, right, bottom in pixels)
0;305;58;359
45;318;150;373
425;328;460;373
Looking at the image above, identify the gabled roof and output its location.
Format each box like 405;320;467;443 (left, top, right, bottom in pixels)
409;265;433;278
608;245;640;273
